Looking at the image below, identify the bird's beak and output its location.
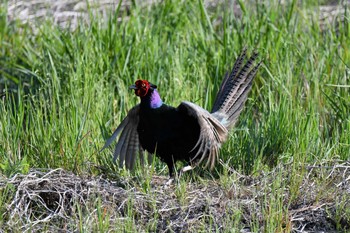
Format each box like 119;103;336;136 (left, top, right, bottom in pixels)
129;84;137;90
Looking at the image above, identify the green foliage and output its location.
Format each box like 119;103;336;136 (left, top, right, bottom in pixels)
0;0;348;176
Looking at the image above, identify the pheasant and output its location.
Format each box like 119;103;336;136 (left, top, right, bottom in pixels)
101;48;261;177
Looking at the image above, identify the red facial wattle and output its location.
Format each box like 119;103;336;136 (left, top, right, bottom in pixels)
134;80;150;97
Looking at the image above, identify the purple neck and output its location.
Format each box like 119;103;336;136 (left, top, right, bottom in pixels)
150;89;163;108
141;89;163;109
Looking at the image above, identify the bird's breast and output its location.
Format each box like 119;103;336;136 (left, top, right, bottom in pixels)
137;106;201;161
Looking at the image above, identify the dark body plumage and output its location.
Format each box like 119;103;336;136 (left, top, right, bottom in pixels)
138;103;200;176
101;48;261;176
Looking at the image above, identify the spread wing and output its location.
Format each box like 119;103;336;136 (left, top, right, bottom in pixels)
178;101;228;169
212;49;261;129
100;105;145;170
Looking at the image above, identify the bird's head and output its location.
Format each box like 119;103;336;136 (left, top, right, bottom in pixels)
130;79;157;97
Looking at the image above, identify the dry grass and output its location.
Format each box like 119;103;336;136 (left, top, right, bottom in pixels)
1;162;349;232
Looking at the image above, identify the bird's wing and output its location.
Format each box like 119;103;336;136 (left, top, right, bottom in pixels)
178;101;228;169
211;49;261;129
100;105;144;170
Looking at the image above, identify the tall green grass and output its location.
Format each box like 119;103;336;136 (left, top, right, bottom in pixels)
0;0;349;177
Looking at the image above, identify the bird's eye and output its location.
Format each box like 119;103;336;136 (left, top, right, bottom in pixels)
142;83;146;87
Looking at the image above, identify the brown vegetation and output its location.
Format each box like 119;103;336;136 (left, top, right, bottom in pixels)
1;162;349;232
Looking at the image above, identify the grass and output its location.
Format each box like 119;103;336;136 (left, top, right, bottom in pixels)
0;0;349;232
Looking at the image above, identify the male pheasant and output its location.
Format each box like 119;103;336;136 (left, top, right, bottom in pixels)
101;48;261;176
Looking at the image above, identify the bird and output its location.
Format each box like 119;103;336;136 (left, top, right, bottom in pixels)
101;48;261;177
